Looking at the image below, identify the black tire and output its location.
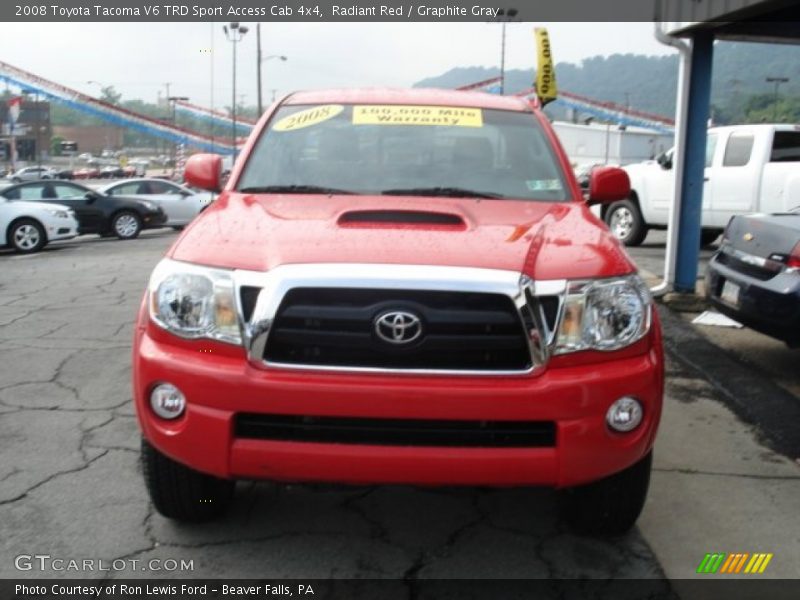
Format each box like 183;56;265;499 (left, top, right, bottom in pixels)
605;199;648;247
700;229;722;247
8;218;47;254
111;211;142;240
141;439;235;522
558;452;652;536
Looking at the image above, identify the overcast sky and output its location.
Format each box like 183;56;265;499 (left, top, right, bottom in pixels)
0;22;675;109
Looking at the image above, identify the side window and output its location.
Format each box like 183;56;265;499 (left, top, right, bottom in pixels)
149;181;182;195
19;184;47;200
704;134;717;168
770;132;800;162
53;184;86;199
109;183;141;196
722;133;754;167
3;188;20;200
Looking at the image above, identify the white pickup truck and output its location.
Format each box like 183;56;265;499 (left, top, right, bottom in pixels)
602;124;800;246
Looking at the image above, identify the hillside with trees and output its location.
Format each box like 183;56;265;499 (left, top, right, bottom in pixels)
414;41;800;125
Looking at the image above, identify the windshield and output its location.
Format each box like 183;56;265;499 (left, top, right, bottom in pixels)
237;104;569;202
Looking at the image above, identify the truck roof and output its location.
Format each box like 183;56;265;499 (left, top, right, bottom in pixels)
283;87;533;112
709;123;800;133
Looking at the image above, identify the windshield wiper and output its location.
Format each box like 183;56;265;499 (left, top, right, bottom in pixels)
238;185;357;195
380;187;505;199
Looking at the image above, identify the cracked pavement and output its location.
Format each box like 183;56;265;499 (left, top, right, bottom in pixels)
1;232;798;587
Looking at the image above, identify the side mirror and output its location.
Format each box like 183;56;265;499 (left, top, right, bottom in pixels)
657;153;672;170
185;154;223;193
587;166;630;205
85;191;98;203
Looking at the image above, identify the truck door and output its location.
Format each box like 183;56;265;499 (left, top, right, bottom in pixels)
707;130;759;226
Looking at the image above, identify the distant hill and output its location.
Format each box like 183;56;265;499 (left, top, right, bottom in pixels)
414;42;800;123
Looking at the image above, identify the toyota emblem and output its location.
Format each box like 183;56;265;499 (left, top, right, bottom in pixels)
375;311;423;345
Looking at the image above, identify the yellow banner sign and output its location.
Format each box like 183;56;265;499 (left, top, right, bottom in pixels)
534;28;557;106
352;105;483;127
272;104;344;132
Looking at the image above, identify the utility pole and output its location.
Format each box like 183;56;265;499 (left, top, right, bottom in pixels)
224;22;248;159
495;8;518;95
766;76;789;121
257;23;263;116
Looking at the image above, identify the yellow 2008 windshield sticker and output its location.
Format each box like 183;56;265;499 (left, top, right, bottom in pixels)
272;104;344;132
352;105;483;127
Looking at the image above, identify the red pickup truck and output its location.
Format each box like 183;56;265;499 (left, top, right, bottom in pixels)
133;88;663;535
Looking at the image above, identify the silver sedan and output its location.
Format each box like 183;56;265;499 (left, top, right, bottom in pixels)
98;178;215;227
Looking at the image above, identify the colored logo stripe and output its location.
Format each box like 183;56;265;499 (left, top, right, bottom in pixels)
697;553;726;574
698;553;773;574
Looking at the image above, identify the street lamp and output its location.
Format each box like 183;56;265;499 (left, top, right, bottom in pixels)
168;96;189;172
223;22;248;160
256;23;287;115
495;8;518;95
766;76;789;122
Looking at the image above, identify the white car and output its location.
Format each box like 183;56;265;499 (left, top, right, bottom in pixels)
10;166;58;183
99;178;215;227
1;197;79;253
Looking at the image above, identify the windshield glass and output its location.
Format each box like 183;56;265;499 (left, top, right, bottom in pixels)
237;104;569;201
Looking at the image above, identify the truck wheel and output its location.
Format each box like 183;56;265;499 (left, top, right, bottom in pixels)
700;229;722;247
558;452;652;536
9;218;47;254
605;200;647;246
141;439;235;522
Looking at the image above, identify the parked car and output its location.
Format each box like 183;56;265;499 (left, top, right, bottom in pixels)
54;168;74;180
1;195;78;253
706;208;800;346
609;124;800;246
133;88;663;535
9;166;58;183
100;178;214;226
0;180;167;239
99;166;125;179
73;166;100;180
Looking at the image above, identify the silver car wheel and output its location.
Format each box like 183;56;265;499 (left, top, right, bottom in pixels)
14;224;41;250
114;213;139;238
609;206;634;241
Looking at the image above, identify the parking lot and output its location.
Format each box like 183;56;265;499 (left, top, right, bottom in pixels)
1;230;799;588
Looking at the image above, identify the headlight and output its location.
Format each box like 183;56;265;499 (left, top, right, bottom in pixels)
555;274;651;354
148;259;241;345
45;209;70;219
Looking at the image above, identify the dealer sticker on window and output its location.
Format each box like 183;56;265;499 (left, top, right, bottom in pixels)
272;104;344;132
352;105;483;127
526;179;562;192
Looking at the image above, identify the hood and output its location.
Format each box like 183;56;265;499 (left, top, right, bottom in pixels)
169;193;634;280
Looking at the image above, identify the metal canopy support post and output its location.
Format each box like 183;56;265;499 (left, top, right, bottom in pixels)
673;32;714;293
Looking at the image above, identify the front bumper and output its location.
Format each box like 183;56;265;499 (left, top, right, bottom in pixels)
142;210;169;230
706;254;800;343
133;303;663;489
45;219;79;241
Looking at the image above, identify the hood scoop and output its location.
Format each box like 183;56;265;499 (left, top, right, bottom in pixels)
337;210;467;230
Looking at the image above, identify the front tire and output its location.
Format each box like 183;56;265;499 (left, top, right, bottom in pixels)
558;452;652;536
605;199;648;247
111;211;142;239
9;218;46;253
141;439;235;522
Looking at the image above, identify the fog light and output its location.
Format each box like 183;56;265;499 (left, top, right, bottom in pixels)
150;383;186;419
606;396;643;432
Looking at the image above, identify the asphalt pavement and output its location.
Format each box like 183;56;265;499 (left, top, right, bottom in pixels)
1;230;798;589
